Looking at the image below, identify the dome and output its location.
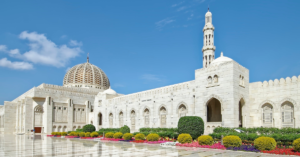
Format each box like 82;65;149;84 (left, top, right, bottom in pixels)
211;52;233;66
205;10;212;17
103;87;117;95
63;59;110;89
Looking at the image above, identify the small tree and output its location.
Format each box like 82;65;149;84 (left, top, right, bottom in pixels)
120;125;130;134
178;116;204;139
82;124;96;132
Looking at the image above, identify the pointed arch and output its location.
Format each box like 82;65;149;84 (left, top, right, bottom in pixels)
279;97;297;108
157;104;168;115
177;101;188;114
258;100;276;110
205;95;222;122
204;94;223;107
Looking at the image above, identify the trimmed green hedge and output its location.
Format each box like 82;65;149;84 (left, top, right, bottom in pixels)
98;128;121;134
178;116;204;139
213;127;300;135
132;132;179;138
82;124;96;133
120;125;130;134
139;127;178;133
209;132;300;143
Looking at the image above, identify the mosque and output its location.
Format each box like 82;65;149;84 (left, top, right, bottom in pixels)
0;10;298;135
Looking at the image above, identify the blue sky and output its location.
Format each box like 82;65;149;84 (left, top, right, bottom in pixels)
0;0;299;104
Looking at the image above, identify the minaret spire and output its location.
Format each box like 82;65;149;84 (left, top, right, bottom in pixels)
202;9;215;68
87;53;89;63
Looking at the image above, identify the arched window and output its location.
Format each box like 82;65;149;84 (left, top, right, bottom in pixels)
160;107;167;127
213;75;218;83
119;112;124;127
131;110;136;132
109;113;113;127
144;109;150;127
178;104;187;117
207;76;212;84
262;103;273;127
281;102;294;128
98;113;102;126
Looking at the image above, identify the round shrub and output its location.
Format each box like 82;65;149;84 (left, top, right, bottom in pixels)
293;138;300;152
146;133;160;141
113;132;123;139
198;135;213;146
223;135;242;148
123;133;133;140
61;132;67;136
120;125;130;134
105;132;114;138
73;132;79;136
178;116;204;139
82;124;96;132
68;132;74;136
135;133;145;140
85;132;91;137
79;132;85;137
254;137;276;151
56;132;61;136
51;132;56;135
91;132;99;137
178;133;193;144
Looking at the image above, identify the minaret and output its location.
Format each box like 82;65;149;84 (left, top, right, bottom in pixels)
202;8;216;68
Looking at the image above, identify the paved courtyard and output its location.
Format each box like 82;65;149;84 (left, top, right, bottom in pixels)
0;135;288;157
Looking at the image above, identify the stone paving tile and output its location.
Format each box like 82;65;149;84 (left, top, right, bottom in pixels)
0;134;293;157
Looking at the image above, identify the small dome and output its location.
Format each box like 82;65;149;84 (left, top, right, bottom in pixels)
63;60;110;89
205;10;212;17
211;52;233;66
103;87;117;95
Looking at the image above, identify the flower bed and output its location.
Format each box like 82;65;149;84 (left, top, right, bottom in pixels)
65;136;79;138
130;140;145;143
226;145;260;152
176;142;226;149
80;137;95;139
119;139;134;142
47;135;55;137
262;148;300;156
145;141;169;144
54;135;61;137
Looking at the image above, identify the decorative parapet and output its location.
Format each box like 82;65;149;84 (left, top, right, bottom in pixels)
37;83;101;95
250;75;300;88
34;88;95;99
106;80;195;105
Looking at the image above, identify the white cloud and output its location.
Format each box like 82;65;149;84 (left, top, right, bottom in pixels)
16;31;83;67
0;45;7;51
177;6;187;11
141;74;162;82
0;58;33;70
69;40;83;46
156;18;175;30
171;1;184;7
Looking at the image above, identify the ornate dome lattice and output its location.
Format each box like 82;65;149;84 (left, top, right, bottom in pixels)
63;59;110;89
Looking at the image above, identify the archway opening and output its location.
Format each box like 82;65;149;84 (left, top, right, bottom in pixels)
160;107;167;127
98;113;102;126
239;98;245;127
207;98;221;122
119;112;124;127
178;104;187;117
34;105;43;133
131;110;136;132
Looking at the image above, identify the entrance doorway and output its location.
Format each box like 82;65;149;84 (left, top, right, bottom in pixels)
34;127;42;133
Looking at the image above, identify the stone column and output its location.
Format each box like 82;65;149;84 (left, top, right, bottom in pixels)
67;99;73;132
44;97;53;134
85;101;90;124
24;97;33;134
